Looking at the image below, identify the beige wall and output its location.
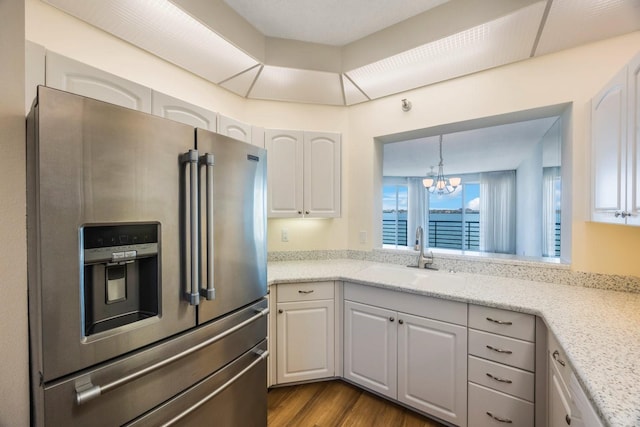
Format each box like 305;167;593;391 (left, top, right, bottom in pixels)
344;32;640;276
11;1;640;422
24;0;640;274
1;0;28;425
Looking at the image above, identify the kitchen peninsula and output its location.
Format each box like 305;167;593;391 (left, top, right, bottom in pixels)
267;256;640;427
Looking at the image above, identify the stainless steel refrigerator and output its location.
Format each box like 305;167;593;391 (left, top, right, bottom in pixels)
27;86;268;426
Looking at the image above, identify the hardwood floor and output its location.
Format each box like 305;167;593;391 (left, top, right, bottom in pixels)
268;380;447;427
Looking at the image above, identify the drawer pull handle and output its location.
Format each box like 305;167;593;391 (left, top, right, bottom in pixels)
486;412;513;423
486;317;513;325
298;290;315;294
486;345;513;354
552;350;566;367
486;373;513;384
565;414;571;425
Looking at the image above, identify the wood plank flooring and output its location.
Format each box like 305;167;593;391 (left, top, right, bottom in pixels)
268;380;447;427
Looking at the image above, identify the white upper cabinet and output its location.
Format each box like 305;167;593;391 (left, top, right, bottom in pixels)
303;132;342;218
266;129;305;217
266;129;341;218
152;91;217;130
217;115;252;143
45;51;151;113
25;41;45;113
591;52;640;225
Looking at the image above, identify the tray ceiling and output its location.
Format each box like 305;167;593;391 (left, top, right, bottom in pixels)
43;0;640;106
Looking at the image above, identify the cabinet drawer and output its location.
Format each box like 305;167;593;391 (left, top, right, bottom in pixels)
469;305;535;341
468;382;534;427
277;281;334;302
468;355;534;402
548;332;572;392
469;329;535;372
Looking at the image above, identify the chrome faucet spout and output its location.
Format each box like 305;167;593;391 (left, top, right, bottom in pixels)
415;226;434;269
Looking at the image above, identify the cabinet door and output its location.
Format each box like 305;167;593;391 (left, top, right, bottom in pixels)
276;299;334;384
591;67;627;223
26;41;45;113
266;129;304;218
45;51;151;112
627;53;640;225
303;132;341;218
152;91;217;130
343;300;397;399
548;363;573;427
398;313;467;427
217;115;251;143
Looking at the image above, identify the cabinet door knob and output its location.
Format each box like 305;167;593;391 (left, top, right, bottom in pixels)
486;372;513;384
398;319;404;325
389;317;394;322
552;350;566;366
486;317;513;325
614;211;621;218
297;211;302;215
278;309;283;314
486;345;513;354
486;412;513;424
305;211;310;215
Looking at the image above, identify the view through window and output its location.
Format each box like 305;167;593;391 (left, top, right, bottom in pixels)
381;114;564;258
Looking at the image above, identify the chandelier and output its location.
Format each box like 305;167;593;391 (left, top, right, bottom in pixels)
422;135;461;194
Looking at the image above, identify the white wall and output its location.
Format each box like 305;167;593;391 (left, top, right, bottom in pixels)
11;0;640;421
516;142;543;257
0;1;28;425
346;31;640;275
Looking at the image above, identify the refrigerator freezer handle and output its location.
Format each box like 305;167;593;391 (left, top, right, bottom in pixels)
182;149;200;306
162;349;269;426
200;153;215;300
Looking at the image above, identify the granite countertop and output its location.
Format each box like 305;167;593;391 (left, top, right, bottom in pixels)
268;259;640;427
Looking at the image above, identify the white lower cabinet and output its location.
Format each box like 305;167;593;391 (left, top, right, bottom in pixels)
275;282;335;384
397;313;467;425
548;333;604;427
344;300;397;398
343;283;467;427
467;305;537;427
469;382;534;427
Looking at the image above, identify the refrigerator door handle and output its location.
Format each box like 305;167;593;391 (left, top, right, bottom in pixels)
161;349;269;426
75;306;270;406
200;153;215;300
182;149;200;306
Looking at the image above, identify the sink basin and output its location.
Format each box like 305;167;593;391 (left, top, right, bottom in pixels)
358;264;465;290
359;264;430;283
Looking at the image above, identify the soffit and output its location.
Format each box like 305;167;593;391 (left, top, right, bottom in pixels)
43;0;640;106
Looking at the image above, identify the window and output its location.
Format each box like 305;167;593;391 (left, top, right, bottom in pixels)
428;183;479;250
382;183;408;246
380;110;567;259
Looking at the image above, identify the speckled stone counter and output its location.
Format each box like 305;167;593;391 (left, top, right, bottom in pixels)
268;259;640;427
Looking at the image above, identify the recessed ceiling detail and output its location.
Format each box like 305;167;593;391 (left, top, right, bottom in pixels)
249;65;344;105
220;65;262;97
42;0;640;106
534;0;640;55
222;0;450;46
346;2;547;100
44;0;259;84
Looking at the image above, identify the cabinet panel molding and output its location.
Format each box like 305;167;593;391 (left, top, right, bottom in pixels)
46;51;151;113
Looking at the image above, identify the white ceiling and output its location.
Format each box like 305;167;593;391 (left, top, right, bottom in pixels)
221;0;449;46
383;116;561;177
43;0;640;106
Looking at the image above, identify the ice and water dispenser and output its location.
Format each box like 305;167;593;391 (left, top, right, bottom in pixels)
82;223;160;336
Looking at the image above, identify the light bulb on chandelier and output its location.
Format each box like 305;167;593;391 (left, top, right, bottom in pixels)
423;135;460;194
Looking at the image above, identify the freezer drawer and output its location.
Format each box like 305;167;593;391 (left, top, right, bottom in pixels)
127;341;267;426
38;299;267;427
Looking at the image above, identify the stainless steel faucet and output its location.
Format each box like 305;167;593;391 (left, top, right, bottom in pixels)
414;226;435;269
